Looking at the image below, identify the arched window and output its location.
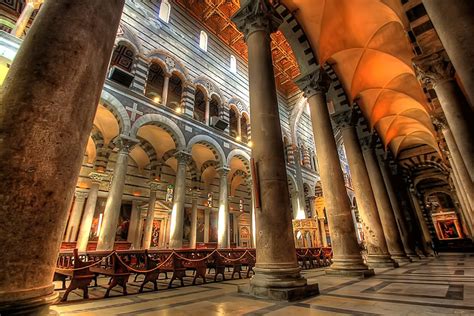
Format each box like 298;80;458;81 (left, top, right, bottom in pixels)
166;72;183;111
209;95;220;119
230;55;237;73
199;31;208;52
193;88;206;123
159;0;171;23
110;43;135;72
145;62;165;103
229;107;238;137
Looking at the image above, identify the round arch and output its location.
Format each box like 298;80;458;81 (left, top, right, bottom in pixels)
100;90;131;135
187;135;226;166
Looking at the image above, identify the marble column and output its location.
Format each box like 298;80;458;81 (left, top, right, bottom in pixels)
217;167;230;248
296;68;371;276
378;157;418;261
189;190;199;248
0;1;124;313
250;183;256;248
408;188;433;256
142;181;160;249
162;73;171;106
127;199;141;249
362;141;410;264
169;151;191;248
422;0;474;107
97;135;138;251
77;172;109;252
333;110;395;268
205;98;210;125
415;52;474;182
450;170;473;237
233;1;317;300
319;218;328;247
204;209;210;243
237;113;242;139
64;191;88;242
10;0;43;38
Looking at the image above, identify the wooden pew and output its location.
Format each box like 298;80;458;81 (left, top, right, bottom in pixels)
90;252;131;298
55;249;95;302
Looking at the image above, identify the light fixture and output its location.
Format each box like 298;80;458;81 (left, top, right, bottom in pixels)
247;141;253;147
153;96;161;103
236;135;241;142
175;107;182;114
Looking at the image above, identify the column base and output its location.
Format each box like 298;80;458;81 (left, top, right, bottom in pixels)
391;254;412;264
366;255;399;268
326;268;375;278
238;283;319;302
0;291;58;316
407;254;421;261
327;257;375;278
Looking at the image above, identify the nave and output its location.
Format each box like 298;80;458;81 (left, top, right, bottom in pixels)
51;253;474;315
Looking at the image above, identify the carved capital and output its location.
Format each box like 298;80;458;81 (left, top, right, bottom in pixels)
413;51;454;87
216;166;231;177
431;113;448;131
148;181;161;192
359;135;376;151
89;171;109;184
116;135;139;153
232;0;282;40
75;190;89;200
27;0;43;9
174;150;192;165
332;109;358;130
295;67;331;99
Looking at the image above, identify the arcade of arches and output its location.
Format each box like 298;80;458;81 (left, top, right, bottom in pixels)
0;0;473;314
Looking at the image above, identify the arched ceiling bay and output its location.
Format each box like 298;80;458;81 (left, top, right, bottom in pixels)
93;104;119;146
281;0;437;156
137;125;176;160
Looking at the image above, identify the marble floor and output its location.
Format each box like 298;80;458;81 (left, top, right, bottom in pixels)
51;253;474;315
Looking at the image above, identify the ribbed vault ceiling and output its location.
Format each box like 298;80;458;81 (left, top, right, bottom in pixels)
281;0;437;156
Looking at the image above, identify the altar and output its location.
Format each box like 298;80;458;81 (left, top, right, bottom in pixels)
293;218;321;248
432;211;463;240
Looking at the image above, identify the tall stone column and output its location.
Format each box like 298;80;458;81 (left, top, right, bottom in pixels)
377;157;418;261
233;1;318;300
362;141;409;263
296;68;371;276
319;218;328;247
77;172;108;251
64;191;88;242
205;98;210;125
0;1;124;313
415;52;474;182
189;190;199;248
217;167;230;248
127;199;142;249
97;135;138;251
422;0;474;107
142;182;160;249
408;188;433;255
10;0;43;38
333;110;395;268
162;73;171;106
169;151;191;248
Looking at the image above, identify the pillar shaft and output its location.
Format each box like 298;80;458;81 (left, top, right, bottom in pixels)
0;0;124;312
217;167;230;248
162;74;170;106
363;146;408;262
232;1;311;294
143;184;159;249
190;193;199;248
10;1;40;38
204;209;210;243
65;191;88;242
296;69;370;275
97;136;137;251
204;98;210;125
77;182;99;251
334;115;394;267
422;0;474;107
127;199;141;249
319;219;328;247
408;189;433;255
169;151;190;248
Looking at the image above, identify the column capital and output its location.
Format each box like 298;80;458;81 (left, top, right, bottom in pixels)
295;67;332;99
359;135;376;151
174;150;192;165
413;50;454;87
148;181;161;192
116;134;139;153
332;109;358;130
27;0;44;9
232;0;282;40
75;190;89;200
216;166;231;177
89;171;109;184
431;113;449;131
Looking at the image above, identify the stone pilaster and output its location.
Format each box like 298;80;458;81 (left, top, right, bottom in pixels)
127;199;142;249
169;150;191;248
296;68;372;277
77;172;109;251
217;167;231;248
189;190;199;248
0;1;124;313
142;181;160;249
414;51;474;182
333;110;396;268
232;0;318;300
64;191;89;242
97;135;138;250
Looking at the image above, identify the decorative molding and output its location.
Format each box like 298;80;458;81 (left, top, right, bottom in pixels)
413;50;454;87
232;0;282;40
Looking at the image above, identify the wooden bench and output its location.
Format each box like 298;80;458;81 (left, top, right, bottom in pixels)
90;252;131;298
54;249;95;302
